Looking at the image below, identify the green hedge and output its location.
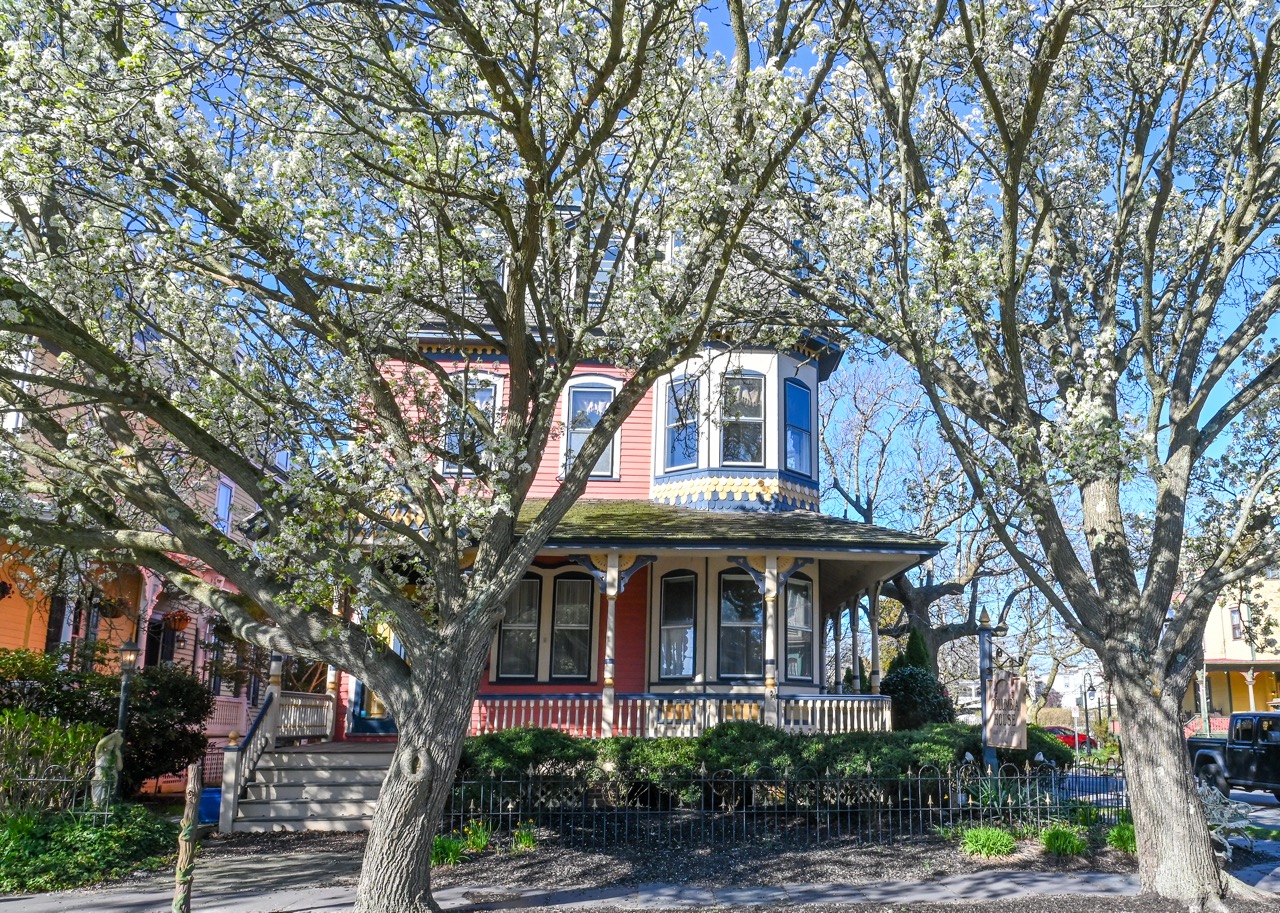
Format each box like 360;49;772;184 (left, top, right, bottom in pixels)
0;805;175;892
0;710;105;814
0;648;214;795
457;721;1074;779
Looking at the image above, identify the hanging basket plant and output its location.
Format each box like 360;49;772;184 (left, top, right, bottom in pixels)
164;609;192;632
96;597;128;619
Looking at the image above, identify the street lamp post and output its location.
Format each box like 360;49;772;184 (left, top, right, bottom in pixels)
116;640;139;735
977;610;998;771
1082;672;1096;754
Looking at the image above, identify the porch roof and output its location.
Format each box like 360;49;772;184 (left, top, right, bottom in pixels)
516;500;945;556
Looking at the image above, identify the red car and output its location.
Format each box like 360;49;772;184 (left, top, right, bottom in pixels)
1042;726;1098;750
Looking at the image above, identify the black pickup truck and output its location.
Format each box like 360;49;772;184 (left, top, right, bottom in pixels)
1188;712;1280;799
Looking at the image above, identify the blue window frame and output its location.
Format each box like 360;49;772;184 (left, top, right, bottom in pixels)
784;379;812;476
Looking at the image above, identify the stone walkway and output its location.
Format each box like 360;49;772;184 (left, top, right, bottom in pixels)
0;841;1276;913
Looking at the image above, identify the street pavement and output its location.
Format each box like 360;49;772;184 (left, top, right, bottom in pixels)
1;844;1277;913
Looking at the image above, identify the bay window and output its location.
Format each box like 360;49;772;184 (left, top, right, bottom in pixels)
659;572;697;679
784;379;812;476
719;573;764;677
665;378;700;471
785;575;814;681
721;374;764;465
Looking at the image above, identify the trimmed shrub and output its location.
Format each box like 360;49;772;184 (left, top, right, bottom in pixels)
0;804;175;892
880;667;955;730
1106;822;1136;853
961;826;1017;857
460;727;596;775
1042;824;1088;856
888;628;931;674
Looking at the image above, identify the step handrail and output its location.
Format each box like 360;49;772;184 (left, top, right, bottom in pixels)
219;692;275;833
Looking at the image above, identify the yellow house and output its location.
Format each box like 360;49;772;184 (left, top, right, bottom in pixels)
1182;572;1280;733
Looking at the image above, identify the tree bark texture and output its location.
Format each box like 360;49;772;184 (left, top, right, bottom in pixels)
353;638;488;913
171;759;202;913
1107;656;1226;910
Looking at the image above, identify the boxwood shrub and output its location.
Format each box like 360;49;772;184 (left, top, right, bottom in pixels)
456;721;1073;780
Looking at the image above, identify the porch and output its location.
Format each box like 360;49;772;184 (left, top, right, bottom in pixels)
467;691;893;738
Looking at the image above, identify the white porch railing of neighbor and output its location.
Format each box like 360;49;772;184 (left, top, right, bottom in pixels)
777;694;893;734
469;694;604;738
207;695;249;737
277;691;337;742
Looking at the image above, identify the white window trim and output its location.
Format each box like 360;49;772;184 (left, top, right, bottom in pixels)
215;480;234;534
719;372;767;468
663;376;701;473
561;375;623;480
442;370;503;476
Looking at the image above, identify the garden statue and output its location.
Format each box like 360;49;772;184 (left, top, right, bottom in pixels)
91;730;124;807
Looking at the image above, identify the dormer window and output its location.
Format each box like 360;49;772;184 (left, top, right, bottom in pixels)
783;379;813;476
565;382;616;477
665;378;699;471
721;374;764;466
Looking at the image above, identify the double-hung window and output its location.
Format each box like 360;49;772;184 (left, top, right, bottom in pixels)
566;385;615;477
783;380;812;476
785;575;814;681
665;378;699;471
215;481;234;534
659;573;697;679
551;576;595;678
498;577;540;678
719;573;764;677
721;375;764;465
445;374;497;474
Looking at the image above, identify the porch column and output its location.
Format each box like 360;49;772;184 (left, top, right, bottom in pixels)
868;584;882;695
325;664;340;740
264;654;284;749
763;555;779;726
602;553;619;738
832;602;843;695
849;599;860;693
1245;668;1257;713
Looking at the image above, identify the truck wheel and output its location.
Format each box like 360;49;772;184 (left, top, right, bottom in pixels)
1197;763;1229;797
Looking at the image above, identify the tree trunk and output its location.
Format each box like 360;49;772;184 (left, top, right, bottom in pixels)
1107;657;1227;910
353;654;484;913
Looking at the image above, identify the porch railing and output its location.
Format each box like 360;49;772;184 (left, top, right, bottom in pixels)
469;694;603;737
778;694;893;733
614;694;766;737
278;692;336;742
207;695;249;737
468;692;892;739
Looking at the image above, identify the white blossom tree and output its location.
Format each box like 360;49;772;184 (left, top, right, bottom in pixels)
0;2;850;910
760;0;1280;906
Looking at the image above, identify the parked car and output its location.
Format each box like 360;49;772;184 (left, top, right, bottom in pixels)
1188;712;1280;800
1042;725;1098;751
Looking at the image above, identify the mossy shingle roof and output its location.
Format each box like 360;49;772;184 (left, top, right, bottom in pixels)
515;500;944;554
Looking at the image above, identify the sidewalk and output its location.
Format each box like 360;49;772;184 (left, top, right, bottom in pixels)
0;842;1276;913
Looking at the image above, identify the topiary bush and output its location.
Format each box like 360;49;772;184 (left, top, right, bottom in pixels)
888;628;931;674
880;666;956;730
960;826;1017;857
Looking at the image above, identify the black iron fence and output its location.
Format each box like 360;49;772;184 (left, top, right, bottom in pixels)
0;764;116;823
443;761;1127;848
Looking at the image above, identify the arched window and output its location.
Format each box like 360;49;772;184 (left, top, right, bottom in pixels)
719;571;764;678
564;379;620;478
784;573;814;682
551;573;596;679
720;372;765;466
665;377;700;471
659;571;697;679
783;379;812;476
497;575;540;679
